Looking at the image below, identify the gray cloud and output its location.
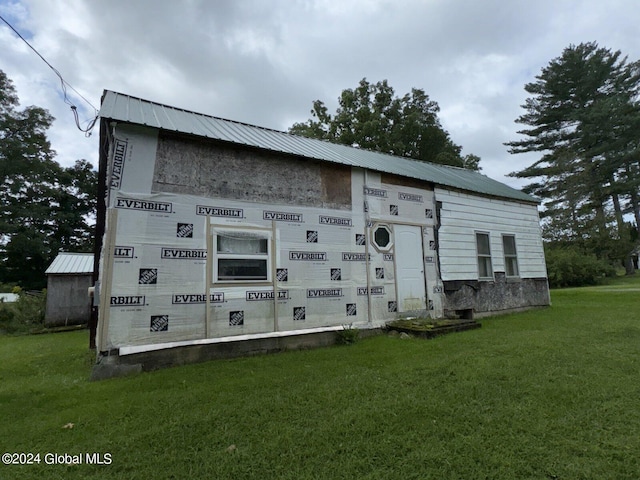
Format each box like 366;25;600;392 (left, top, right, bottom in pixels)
1;0;639;189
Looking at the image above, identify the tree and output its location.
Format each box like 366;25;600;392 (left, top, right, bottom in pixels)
0;70;97;289
290;78;481;170
506;43;640;273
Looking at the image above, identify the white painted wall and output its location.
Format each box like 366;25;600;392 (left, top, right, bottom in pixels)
435;188;547;281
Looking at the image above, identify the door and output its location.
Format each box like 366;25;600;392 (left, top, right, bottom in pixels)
394;224;427;313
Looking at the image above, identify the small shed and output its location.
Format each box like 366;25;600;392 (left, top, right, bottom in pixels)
45;253;94;327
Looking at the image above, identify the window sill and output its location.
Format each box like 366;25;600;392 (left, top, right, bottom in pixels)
213;281;273;287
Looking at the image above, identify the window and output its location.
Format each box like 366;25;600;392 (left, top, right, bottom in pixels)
371;224;393;252
502;234;519;277
374;227;390;248
213;229;271;283
476;232;493;279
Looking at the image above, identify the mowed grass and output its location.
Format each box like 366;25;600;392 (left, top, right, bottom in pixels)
1;278;640;479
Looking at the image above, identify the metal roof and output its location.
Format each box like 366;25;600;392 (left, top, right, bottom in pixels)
100;90;537;204
45;253;94;275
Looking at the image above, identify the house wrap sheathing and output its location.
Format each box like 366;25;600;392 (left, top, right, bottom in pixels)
94;90;549;360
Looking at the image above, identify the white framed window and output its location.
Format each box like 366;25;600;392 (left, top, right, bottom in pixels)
476;232;493;279
212;228;271;283
502;234;519;277
370;224;393;253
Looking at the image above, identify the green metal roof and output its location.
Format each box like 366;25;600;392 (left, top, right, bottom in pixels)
45;252;94;275
100;90;537;204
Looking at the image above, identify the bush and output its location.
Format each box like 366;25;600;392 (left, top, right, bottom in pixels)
0;282;18;293
0;288;47;334
545;247;616;288
336;324;360;345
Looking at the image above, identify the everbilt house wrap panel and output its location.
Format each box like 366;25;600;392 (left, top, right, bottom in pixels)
95;91;549;358
101;188;442;349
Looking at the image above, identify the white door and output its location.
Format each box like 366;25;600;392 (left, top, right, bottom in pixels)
394;225;427;312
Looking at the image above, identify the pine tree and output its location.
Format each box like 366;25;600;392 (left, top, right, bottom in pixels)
506;42;640;271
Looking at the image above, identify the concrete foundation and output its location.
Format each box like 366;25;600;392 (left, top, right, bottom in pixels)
443;273;550;317
91;327;382;380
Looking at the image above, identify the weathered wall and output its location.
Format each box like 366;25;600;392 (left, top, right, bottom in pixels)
153;134;352;210
443;273;549;317
45;274;92;326
434;187;549;316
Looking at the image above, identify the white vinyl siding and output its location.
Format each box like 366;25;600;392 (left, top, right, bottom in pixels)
436;189;547;281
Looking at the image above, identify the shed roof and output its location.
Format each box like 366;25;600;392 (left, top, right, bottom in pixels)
100;90;537;204
45;253;94;275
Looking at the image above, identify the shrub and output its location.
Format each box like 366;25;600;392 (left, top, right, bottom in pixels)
336;324;360;345
0;282;18;293
0;301;16;325
545;247;616;288
0;289;47;334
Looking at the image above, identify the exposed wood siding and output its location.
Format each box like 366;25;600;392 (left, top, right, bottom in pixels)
436;189;547;281
154;134;352;210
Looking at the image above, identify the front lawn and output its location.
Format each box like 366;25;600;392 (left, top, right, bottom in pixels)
1;277;639;479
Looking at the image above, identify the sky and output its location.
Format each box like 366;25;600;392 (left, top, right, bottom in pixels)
1;0;639;190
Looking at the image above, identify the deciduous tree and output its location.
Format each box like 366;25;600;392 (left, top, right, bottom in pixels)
0;70;97;289
290;78;481;170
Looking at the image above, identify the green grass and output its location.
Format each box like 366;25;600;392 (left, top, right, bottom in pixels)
2;277;640;479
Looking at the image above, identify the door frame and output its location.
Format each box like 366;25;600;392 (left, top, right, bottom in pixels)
368;219;430;315
392;223;428;313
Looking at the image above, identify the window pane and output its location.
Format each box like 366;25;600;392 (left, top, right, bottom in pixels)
503;235;517;255
478;257;493;278
505;257;519;277
374;227;390;247
476;233;490;255
217;235;267;254
218;258;268;280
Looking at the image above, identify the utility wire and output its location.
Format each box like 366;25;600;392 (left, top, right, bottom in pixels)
0;14;99;136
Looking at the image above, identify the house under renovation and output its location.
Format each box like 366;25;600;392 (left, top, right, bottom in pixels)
92;90;549;376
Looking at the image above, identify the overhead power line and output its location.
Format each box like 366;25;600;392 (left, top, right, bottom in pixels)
0;14;99;136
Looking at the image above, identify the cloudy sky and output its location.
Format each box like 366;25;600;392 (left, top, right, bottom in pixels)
1;0;639;189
